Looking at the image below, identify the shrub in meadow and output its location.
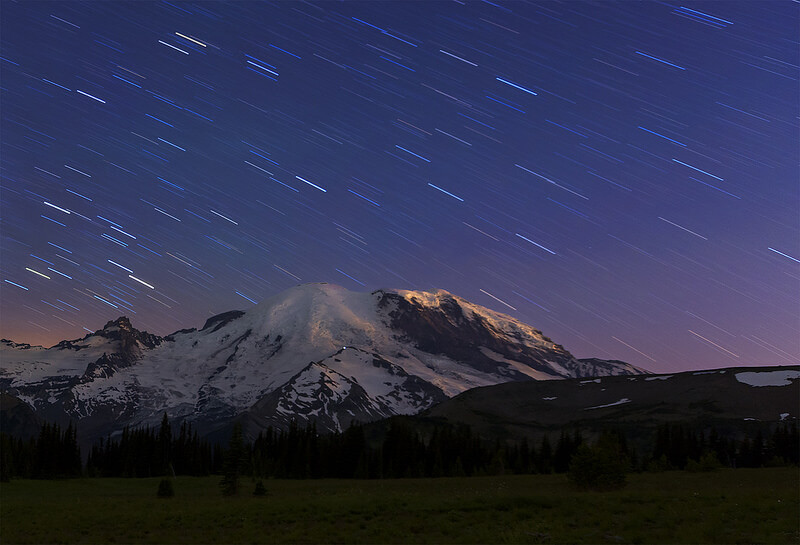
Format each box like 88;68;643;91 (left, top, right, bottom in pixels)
253;480;267;496
157;478;175;498
568;433;628;491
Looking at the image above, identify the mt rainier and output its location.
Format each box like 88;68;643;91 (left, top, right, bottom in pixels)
0;283;646;441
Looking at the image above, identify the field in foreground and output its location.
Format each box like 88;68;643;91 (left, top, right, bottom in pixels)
1;468;798;544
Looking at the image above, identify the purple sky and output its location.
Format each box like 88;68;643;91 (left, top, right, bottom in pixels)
1;1;798;373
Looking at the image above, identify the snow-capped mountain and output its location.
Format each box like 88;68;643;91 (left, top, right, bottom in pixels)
0;283;646;440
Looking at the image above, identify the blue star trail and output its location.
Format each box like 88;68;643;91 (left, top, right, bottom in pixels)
0;1;797;373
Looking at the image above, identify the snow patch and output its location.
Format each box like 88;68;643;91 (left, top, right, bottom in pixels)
580;378;601;384
542;396;557;401
735;370;800;387
546;360;571;377
645;375;673;381
780;413;791;421
478;347;563;380
584;398;631;410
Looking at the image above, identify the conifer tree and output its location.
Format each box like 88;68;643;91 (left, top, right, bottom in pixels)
220;422;246;495
0;433;13;482
537;434;553;473
158;413;172;475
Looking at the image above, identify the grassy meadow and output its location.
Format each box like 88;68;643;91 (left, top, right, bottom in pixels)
1;468;798;544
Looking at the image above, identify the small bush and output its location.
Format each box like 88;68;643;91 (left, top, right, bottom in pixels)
645;454;671;473
568;439;628;491
764;456;787;468
253;480;267;496
220;474;238;496
157;478;174;498
686;452;721;472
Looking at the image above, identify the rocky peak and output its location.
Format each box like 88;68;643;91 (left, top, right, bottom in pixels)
74;318;163;383
104;316;133;330
96;316;162;351
1;339;34;350
201;310;246;332
376;289;578;377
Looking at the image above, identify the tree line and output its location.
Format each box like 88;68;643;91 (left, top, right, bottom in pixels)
85;414;220;477
1;414;797;482
1;421;81;480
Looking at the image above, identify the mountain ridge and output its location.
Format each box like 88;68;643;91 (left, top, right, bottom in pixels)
413;364;800;444
0;283;646;442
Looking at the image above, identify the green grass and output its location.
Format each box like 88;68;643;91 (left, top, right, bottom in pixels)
1;468;798;544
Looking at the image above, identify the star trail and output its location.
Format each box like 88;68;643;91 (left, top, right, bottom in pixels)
1;1;798;373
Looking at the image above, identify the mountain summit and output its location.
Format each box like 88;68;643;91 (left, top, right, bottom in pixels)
0;283;645;440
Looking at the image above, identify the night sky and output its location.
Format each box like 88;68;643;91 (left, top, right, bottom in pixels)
1;1;798;373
